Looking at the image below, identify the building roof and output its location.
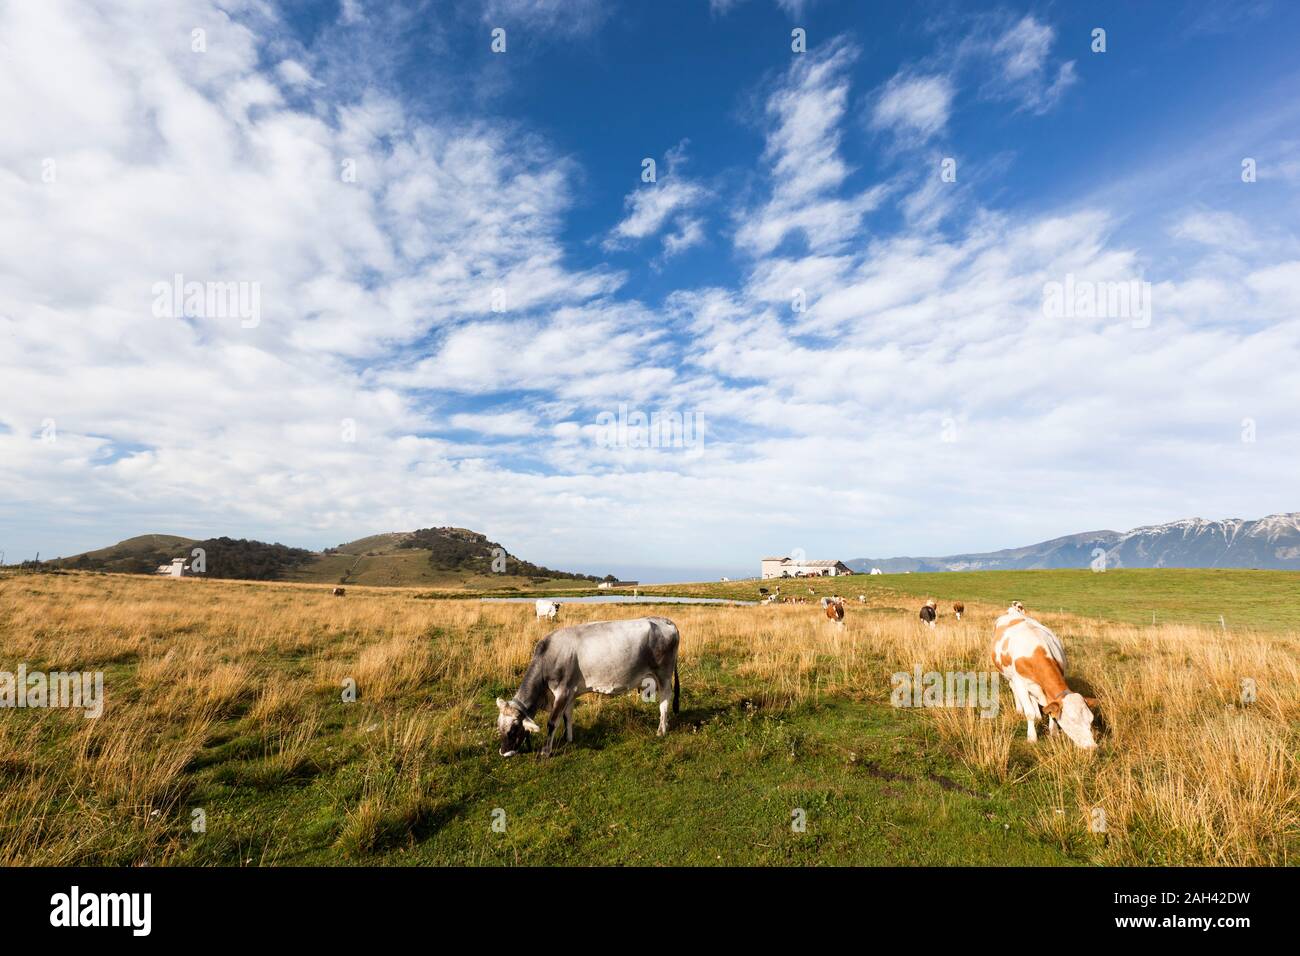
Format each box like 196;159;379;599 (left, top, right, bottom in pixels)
760;557;849;567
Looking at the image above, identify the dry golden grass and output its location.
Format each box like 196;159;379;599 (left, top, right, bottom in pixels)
0;570;1295;865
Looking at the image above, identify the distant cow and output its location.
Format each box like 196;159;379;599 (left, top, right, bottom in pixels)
857;594;866;603
953;602;965;621
332;587;346;597
825;597;845;624
535;599;561;621
919;599;937;628
991;606;1097;748
496;617;680;757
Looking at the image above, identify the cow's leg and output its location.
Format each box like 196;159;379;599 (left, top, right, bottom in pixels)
543;690;571;756
658;694;670;736
1008;678;1029;715
564;698;575;742
1009;678;1040;741
1023;695;1042;743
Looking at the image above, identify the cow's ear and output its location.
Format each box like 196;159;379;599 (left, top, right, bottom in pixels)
1043;699;1063;718
1082;696;1099;710
522;717;541;733
496;697;508;714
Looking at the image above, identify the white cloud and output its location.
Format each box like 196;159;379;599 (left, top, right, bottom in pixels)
735;39;890;256
979;15;1078;114
662;217;706;258
1171;210;1257;249
871;72;954;143
276;59;317;89
709;0;816;17
448;411;539;436
480;0;609;36
605;142;708;258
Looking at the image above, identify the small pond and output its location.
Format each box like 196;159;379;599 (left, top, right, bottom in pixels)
480;595;757;607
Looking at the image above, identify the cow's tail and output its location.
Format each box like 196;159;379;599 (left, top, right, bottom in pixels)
672;662;680;715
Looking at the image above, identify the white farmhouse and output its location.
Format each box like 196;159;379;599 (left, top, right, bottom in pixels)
154;557;189;578
760;556;854;579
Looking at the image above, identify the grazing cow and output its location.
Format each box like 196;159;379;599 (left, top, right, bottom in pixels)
496;617;680;757
991;606;1097;748
857;594;866;603
953;601;964;621
534;599;561;621
332;587;346;597
919;599;937;628
825;596;845;624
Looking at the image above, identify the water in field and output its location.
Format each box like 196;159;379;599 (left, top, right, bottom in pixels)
481;595;757;607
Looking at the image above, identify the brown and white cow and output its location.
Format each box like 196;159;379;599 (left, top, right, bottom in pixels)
953;601;964;621
991;606;1097;748
825;596;845;625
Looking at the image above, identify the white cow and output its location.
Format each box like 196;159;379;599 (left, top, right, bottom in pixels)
497;617;680;757
534;599;561;621
991;607;1097;748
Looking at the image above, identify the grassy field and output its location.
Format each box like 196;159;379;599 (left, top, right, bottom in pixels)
0;570;1295;866
636;568;1300;632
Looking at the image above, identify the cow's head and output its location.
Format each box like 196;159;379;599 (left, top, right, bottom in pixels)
1044;692;1098;749
495;698;540;757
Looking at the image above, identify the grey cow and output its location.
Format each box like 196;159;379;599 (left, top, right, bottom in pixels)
495;616;681;757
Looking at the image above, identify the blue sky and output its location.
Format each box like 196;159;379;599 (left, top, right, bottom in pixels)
2;0;1299;581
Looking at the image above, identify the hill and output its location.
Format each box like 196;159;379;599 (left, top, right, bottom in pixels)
47;527;600;588
53;535;313;580
849;512;1300;572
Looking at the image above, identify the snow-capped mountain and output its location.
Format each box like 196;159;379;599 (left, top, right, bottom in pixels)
848;513;1300;572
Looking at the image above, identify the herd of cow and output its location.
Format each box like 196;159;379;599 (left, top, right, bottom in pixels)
496;594;1098;757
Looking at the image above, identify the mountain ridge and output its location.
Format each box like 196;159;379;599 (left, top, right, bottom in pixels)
848;513;1300;572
